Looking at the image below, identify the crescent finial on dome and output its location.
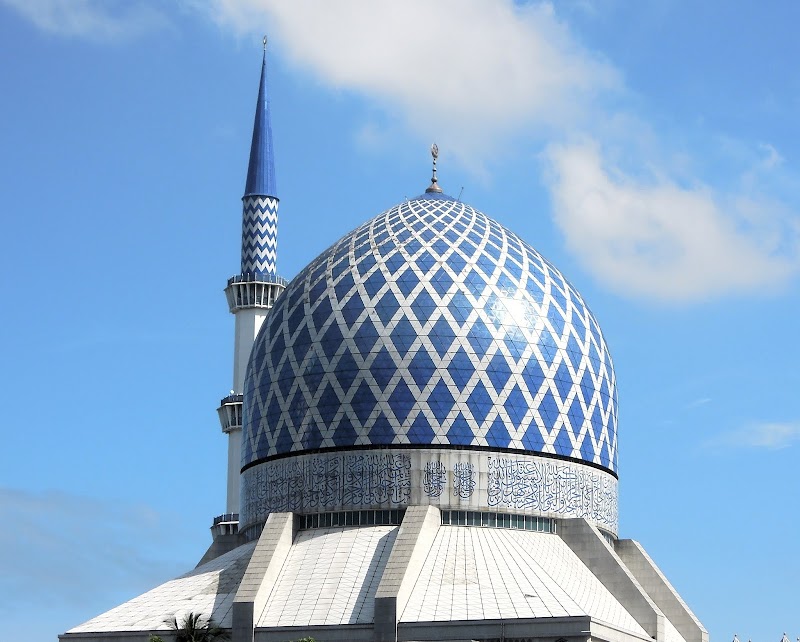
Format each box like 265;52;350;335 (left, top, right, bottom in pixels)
426;143;443;193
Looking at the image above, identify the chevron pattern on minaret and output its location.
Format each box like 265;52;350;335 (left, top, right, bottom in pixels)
241;195;279;276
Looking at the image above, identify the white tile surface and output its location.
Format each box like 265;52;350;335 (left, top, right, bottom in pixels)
69;542;257;633
401;526;647;636
257;525;397;627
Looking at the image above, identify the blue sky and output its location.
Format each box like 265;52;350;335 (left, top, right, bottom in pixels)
1;1;798;640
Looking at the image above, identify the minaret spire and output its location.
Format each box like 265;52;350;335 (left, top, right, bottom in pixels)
241;34;279;276
211;39;287;546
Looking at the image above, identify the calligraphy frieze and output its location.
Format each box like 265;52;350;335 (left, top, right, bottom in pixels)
242;452;411;525
486;457;617;528
240;449;618;533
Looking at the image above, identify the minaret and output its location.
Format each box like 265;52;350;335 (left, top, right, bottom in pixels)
213;37;286;540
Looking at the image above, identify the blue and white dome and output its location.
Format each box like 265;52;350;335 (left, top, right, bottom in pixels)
242;193;618;476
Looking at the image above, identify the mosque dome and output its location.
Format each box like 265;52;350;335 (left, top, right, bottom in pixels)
242;192;618;475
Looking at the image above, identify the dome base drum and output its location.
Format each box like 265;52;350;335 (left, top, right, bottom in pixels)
240;447;618;539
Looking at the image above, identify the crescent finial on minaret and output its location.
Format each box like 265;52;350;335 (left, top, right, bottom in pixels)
426;142;443;193
263;35;267;52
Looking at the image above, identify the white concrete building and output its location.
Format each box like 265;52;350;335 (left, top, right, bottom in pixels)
61;45;707;642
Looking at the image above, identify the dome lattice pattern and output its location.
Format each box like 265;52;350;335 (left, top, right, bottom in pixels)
243;195;617;472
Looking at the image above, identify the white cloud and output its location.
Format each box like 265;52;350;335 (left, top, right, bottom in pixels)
709;422;800;450
197;0;800;301
544;140;799;301
0;0;168;42
199;0;619;164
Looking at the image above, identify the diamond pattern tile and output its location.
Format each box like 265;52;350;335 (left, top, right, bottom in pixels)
244;195;617;471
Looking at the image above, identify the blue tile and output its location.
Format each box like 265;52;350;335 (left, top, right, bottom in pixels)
600;439;611;469
466;380;493;424
353;318;379;354
521;358;545;395
385;253;406;275
351;381;376;424
333;272;355;301
275;424;294;453
547;304;566;337
364;269;387;298
567;395;585;428
409;350;436;388
487;353;512;392
538;389;559;426
504;259;523;283
309;277;328;303
486;417;511;448
466;318;493;356
504;384;527;429
522;422;545;451
356;252;377;276
430;317;455;357
287;389;309;427
446;250;467;275
579;431;595;462
341;295;364;328
447;291;472;327
600;376;610;408
369;413;395;445
590;405;604;443
430;266;454;296
431;238;450;257
333;415;358;447
286;281;305;309
554;361;572;402
579;367;595;400
302;354;325;392
287;304;307;335
396;268;420;297
331;256;349;280
369;347;396;390
447;347;475;390
553;425;572;456
483;240;501;261
417;249;436;272
376;289;400;325
388;379;415;422
318;383;341;426
566;332;583;364
335;349;360;394
446;412;473;446
265;391;281;424
428;380;455;423
410;289;437;324
276;358;295;398
320;322;343;361
389;316;417;357
311;296;333;332
572;309;588;340
302;422;323;450
464;270;486;297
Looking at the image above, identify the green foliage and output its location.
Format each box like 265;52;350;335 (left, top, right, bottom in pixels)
148;637;165;642
166;612;229;642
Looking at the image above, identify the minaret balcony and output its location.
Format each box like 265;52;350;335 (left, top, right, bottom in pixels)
225;273;287;312
211;512;239;538
217;394;243;433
